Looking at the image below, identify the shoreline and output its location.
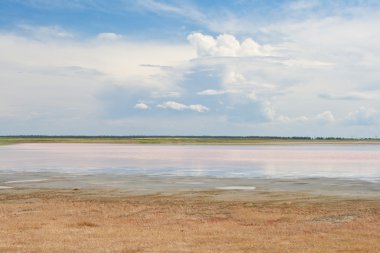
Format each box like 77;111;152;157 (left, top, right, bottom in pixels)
1;142;379;252
2;137;380;146
1;173;379;199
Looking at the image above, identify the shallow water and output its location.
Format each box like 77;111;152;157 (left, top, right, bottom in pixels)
1;143;380;181
0;143;379;196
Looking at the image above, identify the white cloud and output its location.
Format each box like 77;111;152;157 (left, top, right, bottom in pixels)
134;102;150;110
247;91;257;101
262;102;276;121
17;24;74;39
187;33;217;57
277;115;291;123
136;0;189;15
157;101;209;112
316;111;335;123
157;101;188;110
135;0;241;34
188;104;209;113
187;32;273;57
0;32;194;90
2;2;380;137
277;115;309;124
287;0;320;11
185;14;380;134
96;32;122;41
10;0;95;10
197;89;228;95
276;111;335;125
239;38;267;56
223;70;246;83
319;92;378;100
345;107;377;125
295;116;309;122
151;91;181;98
0;29;194;133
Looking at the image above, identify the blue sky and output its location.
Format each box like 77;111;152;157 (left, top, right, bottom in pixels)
0;0;380;137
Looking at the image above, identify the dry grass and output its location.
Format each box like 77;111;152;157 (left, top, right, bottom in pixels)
0;189;379;253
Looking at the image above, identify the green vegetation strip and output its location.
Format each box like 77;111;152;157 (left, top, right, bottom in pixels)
1;136;380;145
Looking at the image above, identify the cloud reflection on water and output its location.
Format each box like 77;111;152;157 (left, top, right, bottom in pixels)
0;143;379;182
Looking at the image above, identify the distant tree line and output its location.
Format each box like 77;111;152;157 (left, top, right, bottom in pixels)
0;135;379;140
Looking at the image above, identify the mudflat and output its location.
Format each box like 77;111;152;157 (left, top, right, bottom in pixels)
1;188;379;253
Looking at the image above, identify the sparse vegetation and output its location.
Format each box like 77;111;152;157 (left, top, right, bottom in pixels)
76;221;98;227
0;189;379;252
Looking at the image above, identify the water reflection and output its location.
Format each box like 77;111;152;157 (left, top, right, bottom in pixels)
0;143;379;181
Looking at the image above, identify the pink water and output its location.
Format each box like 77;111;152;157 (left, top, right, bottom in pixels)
1;143;380;181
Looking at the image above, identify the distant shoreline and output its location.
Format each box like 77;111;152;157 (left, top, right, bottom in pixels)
1;136;380;145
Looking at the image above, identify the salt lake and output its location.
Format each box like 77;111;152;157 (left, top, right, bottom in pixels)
1;143;379;196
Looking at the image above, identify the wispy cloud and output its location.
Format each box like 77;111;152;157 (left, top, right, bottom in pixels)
286;0;320;11
135;0;241;34
136;0;190;15
319;92;378;100
16;24;75;39
197;89;229;96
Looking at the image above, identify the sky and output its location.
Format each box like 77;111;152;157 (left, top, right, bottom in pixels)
0;0;380;137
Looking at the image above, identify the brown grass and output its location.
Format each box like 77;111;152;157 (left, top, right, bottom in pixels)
0;189;379;253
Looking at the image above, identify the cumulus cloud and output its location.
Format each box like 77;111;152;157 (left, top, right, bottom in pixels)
184;27;380;138
134;102;150;110
2;2;380;137
188;104;210;113
157;101;187;110
316;111;335;123
157;101;209;112
187;32;272;57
